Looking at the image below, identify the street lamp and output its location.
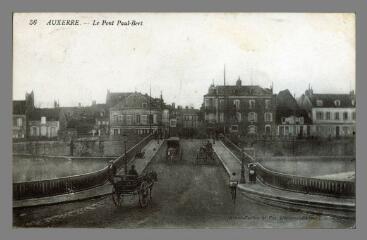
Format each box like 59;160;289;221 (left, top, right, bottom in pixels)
240;149;246;183
122;133;127;175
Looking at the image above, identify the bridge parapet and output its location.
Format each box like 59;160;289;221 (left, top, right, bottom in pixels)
221;136;355;198
13;134;154;201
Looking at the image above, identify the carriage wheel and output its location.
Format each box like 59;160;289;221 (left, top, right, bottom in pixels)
139;181;150;208
111;190;123;207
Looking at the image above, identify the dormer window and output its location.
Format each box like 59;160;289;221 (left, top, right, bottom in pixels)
316;100;323;107
249;100;255;109
142;102;147;108
334;100;341;107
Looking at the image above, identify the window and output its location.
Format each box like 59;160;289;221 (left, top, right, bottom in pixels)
136;114;140;124
219;99;224;110
234;99;240;111
264;112;272;122
265;100;271;109
248;125;257;134
51;127;56;137
142;102;148;108
31;127;38;136
17;118;23;127
281;117;286;124
299;117;304;125
231;125;239;132
41;116;46;124
248;112;257;122
141;115;148;125
334;100;341;107
334;112;340;120
279;126;284;136
316;111;324;120
352;111;356;120
343;112;348;120
153;114;158;124
40;126;47;136
219;113;224;123
249;100;255;109
316;100;323;107
343;126;349;135
126;115;132;125
205;99;210;107
113;115;118;122
236;112;242;122
113;129;118;135
352;99;355;106
326;112;331;120
265;125;271;135
285;126;289;135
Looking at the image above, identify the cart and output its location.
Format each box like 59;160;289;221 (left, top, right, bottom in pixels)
166;137;182;163
109;171;158;208
195;141;215;165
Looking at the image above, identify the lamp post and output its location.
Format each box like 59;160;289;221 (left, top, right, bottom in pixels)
122;133;127;174
240;149;246;183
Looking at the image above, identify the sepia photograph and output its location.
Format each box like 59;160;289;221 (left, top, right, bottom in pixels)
12;12;356;228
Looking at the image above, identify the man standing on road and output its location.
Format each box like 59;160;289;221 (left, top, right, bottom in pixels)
229;172;239;202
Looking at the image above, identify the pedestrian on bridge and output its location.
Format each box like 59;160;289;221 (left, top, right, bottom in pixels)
229;172;238;203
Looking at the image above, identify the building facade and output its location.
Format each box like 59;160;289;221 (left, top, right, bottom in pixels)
203;78;275;138
275;89;312;138
28;108;60;139
109;92;163;136
12;91;35;139
13;102;27;139
298;88;356;138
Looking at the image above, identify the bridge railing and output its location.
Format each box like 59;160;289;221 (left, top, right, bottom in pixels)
111;134;154;171
255;164;355;197
13;134;154;200
221;136;355;198
222;136;255;164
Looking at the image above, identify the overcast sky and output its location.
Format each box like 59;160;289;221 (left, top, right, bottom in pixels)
13;13;355;108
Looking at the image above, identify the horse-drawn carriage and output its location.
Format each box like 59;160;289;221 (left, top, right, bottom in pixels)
108;171;158;208
195;140;215;165
166;137;182;162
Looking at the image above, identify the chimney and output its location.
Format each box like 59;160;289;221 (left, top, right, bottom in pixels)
236;77;242;86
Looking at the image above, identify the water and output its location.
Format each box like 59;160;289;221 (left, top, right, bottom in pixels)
13;155;109;182
258;156;355;180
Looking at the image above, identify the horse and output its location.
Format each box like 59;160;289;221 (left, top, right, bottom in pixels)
142;170;158;200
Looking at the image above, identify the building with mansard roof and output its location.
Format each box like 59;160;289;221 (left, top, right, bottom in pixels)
203;78;275;138
109;92;164;136
298;87;356;138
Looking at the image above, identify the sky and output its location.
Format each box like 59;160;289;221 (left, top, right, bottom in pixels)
13;13;355;109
